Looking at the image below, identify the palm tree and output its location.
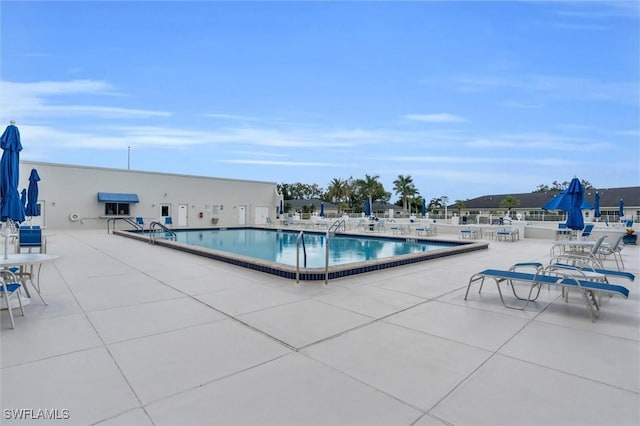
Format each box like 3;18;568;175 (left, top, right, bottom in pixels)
499;195;520;217
326;178;348;213
355;174;387;214
393;175;418;213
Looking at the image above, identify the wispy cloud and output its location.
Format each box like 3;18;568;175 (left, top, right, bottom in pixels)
451;74;639;105
403;113;467;123
0;79;170;121
219;159;337;167
547;22;609;31
204;113;266;122
464;133;611;152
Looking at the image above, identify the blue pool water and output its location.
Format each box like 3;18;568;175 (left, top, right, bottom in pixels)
171;228;455;268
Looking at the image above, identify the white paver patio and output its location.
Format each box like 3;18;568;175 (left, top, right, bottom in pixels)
1;229;638;425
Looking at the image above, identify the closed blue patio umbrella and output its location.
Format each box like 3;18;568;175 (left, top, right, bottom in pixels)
421;198;427;217
364;196;371;217
593;192;601;219
619;199;624;218
279;199;284;215
1;122;26;259
565;177;586;232
26;168;41;217
319;202;325;217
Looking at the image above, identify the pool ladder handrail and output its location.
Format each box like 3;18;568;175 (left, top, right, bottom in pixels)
106;217;143;234
295;231;307;283
328;219;346;235
148;221;177;244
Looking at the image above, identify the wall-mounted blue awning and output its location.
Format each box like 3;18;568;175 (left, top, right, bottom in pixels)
97;192;139;203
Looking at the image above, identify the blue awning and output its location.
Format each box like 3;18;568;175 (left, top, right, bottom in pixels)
97;192;139;203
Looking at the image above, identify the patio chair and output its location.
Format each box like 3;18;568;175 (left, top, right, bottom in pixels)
464;263;629;322
598;234;625;271
549;262;634;284
555;223;573;240
15;226;46;254
0;269;26;329
496;227;518;241
550;235;607;268
580;224;594;239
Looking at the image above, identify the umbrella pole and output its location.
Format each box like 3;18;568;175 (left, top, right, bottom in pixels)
4;222;9;260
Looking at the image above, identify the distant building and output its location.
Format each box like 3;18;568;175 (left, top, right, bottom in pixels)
453;187;640;222
19;161;281;230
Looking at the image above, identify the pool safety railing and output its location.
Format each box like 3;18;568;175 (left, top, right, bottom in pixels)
295;231;307;283
148;221;177;244
324;230;330;285
107;217;143;234
328;219;346;235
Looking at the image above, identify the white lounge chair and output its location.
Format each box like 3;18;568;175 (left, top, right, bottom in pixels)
465;262;630;322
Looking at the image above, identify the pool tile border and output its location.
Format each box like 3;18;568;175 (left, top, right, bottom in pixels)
116;227;488;281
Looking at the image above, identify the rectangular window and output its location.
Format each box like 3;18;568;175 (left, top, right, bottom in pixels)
161;205;170;217
105;203;130;216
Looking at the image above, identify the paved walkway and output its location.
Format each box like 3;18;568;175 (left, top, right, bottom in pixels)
2;229;638;425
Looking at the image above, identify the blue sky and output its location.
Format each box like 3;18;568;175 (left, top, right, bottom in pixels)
1;1;638;202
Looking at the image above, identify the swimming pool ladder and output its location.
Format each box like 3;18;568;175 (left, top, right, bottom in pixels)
328;219;346;234
106;217;143;233
295;230;330;285
295;231;307;283
148;221;177;244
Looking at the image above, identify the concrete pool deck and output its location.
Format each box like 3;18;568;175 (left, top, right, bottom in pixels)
1;229;638;425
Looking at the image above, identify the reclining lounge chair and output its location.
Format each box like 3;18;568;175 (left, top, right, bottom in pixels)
465;263;629;322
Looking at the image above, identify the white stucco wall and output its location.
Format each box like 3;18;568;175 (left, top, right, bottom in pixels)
18;161;280;230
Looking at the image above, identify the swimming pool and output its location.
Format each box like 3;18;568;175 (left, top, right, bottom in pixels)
119;227;488;281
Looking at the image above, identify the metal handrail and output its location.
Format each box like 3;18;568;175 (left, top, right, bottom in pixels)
106;217;143;234
324;230;330;285
328;219;346;234
148;221;177;244
295;231;307;283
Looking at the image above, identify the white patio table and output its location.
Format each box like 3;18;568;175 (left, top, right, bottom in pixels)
0;253;59;306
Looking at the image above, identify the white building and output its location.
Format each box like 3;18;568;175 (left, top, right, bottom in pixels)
18;161;282;230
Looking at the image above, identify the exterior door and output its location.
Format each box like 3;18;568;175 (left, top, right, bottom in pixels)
254;206;269;225
178;204;188;226
238;205;246;225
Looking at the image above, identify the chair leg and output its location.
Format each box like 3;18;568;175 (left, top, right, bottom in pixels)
2;286;16;329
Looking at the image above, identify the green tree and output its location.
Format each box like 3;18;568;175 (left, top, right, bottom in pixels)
534;179;594;192
355;174;389;206
499;195;520;212
326;178;348;214
427;197;443;214
454;200;466;216
393;174;418;213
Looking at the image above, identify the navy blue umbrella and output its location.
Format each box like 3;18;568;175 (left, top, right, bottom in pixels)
542;188;593;211
1;123;25;224
593;192;601;219
319;202;325;217
1;123;25;259
421;198;427;217
26;168;41;217
565;178;585;231
619;199;624;218
279;199;284;215
364;196;371;216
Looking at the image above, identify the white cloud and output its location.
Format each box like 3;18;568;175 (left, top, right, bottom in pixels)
403;113;467;123
220;159;337;167
0;79;170;122
451;74;639;105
